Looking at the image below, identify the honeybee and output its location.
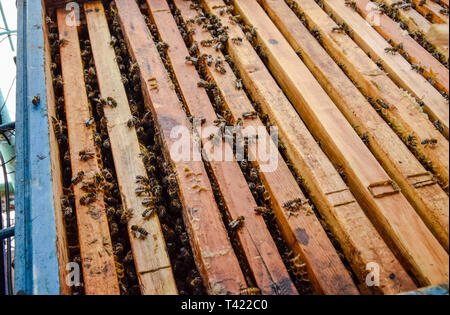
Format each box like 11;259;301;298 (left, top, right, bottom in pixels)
121;208;133;223
80;179;96;192
242;111;258;119
235;79;243;90
189;41;199;55
113;243;124;256
232;37;243;45
240;288;261;295
131;225;148;239
101;169;113;182
421;138;438;147
376;99;389;110
110;222;119;237
433;120;444;133
79;150;96;161
71;171;85;185
57;38;68;47
344;1;357;11
79;192;96;206
201;39;214;47
142;196;157;207
136;175;150;185
94;133;103;146
127;116;139;128
110;36;117;47
107;97;118;108
206;55;214;66
361;133;369;145
53;75;63;88
229;216;245;231
411;64;424;73
32;95;40;106
198;79;211;88
384;42;403;54
332;26;345;33
254;206;271;215
186;56;199;65
142;207;156;220
106;206;116;218
103;139;111;149
85;116;95;128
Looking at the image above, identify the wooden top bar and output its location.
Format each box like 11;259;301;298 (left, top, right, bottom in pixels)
354;0;449;95
260;0;448;252
57;8;120;295
233;0;448;286
322;0;449;139
83;2;178;295
145;0;297;295
292;0;449;193
111;0;248;295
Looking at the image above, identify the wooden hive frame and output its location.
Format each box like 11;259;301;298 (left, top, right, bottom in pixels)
34;0;449;295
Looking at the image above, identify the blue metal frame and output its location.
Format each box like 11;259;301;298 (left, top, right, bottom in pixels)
14;0;61;295
0;1;16;51
0;227;14;241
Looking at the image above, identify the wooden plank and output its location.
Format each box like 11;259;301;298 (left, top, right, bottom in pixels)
292;0;450;193
354;0;449;95
57;8;120;295
427;24;450;46
233;0;448;286
412;0;449;24
105;1;248;295
176;0;417;295
321;0;449;140
144;0;297;295
375;0;449;60
261;0;448;251
83;3;178;295
43;10;71;295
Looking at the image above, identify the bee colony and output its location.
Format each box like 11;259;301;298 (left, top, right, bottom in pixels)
40;0;448;295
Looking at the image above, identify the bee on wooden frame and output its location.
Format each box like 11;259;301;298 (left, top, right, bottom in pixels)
131;225;148;239
229;216;245;231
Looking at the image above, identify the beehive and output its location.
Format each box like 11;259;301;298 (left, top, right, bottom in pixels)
17;0;449;295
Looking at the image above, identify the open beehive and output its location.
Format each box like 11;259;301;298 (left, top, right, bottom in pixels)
28;0;449;295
